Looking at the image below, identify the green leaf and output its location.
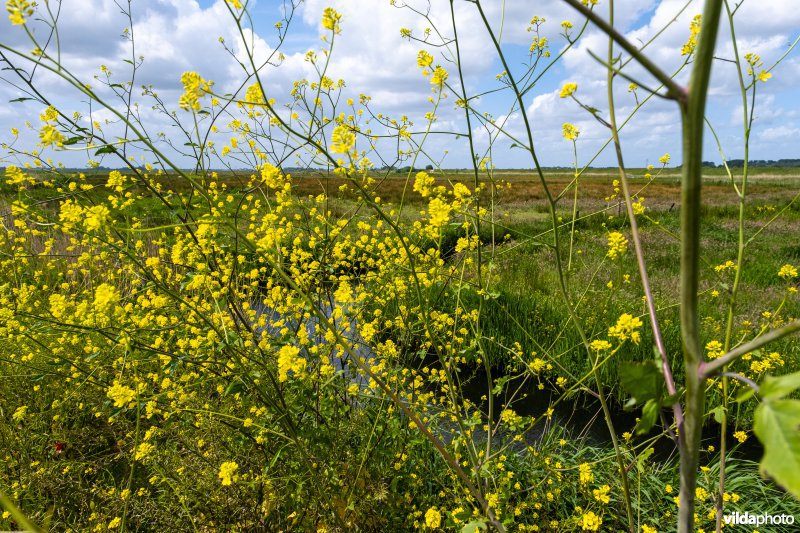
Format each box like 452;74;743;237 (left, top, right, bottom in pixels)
224;379;245;397
636;446;654;473
461;521;487;533
735;387;756;404
620;361;662;404
710;405;727;424
760;370;800;400
94;145;116;155
62;136;83;146
753;398;800;498
636;399;659;434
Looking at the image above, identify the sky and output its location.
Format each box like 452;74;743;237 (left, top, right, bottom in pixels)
1;0;799;169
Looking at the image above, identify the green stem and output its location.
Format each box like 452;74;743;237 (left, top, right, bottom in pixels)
678;2;723;532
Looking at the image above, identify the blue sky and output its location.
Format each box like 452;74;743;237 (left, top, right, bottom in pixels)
1;0;799;169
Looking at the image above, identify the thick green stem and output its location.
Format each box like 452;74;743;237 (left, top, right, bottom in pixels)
678;2;723;532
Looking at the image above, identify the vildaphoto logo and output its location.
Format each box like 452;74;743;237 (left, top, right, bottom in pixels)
723;512;795;526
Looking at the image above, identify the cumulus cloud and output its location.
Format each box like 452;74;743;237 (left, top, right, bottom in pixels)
1;0;798;168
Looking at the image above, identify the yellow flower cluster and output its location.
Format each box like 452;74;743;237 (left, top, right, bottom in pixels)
778;263;798;280
681;15;702;56
277;345;306;382
106;382;136;408
6;0;34;25
606;231;628;259
321;7;342;33
179;71;213;111
578;462;593;485
330;124;356;154
560;82;577;98
218;461;239;486
608;313;643;344
424;507;441;529
592;484;610;504
580;510;602;531
562;123;580;141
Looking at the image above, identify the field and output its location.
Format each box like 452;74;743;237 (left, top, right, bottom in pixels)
3;167;800;531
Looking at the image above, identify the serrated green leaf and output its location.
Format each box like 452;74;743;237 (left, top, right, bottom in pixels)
620;361;662;404
760;370;800;400
753;398;800;498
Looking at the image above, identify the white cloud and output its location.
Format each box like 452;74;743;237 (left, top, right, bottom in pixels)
1;0;799;168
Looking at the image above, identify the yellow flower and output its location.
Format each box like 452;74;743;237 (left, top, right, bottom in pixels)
277;345;306;382
681;15;702;56
431;66;448;88
427;197;452;228
758;70;772;82
632;197;646;215
321;7;342;32
580;510;602;531
658;153;671;165
331;124;355;154
107;382;136;408
593;484;611;504
562;123;580;141
225;0;242;9
778;264;798;280
424;507;441;529
84;205;110;231
5;165;30;186
733;430;747;443
135;442;155;461
107;516;122;529
715;260;736;273
7;0;34;25
642;525;658;533
218;461;239;485
578;462;593;485
608;313;643;344
413;171;435;197
417;50;434;68
94;283;120;315
260;163;286;189
589;340;612;352
12;405;27;422
606;231;628;259
559;82;577;98
39;124;65;147
705;340;724;359
179;71;212;111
